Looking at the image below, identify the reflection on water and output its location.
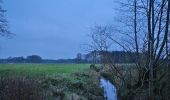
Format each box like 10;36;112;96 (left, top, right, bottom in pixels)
100;77;117;100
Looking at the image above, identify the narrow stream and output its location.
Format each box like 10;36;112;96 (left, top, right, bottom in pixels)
100;77;117;100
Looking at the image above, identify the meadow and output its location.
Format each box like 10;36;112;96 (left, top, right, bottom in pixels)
0;63;103;100
0;64;91;75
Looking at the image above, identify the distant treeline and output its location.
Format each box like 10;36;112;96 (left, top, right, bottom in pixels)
79;51;140;64
0;55;76;64
0;51;140;64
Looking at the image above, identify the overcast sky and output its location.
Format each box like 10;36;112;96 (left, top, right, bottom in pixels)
0;0;115;59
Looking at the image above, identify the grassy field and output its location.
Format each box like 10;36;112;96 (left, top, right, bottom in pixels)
0;64;91;75
0;64;103;100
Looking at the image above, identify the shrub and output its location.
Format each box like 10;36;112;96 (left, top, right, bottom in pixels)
90;64;100;72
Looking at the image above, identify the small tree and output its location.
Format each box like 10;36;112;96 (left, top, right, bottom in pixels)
76;53;82;63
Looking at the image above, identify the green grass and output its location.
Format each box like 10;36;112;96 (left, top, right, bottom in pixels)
0;64;90;75
0;64;103;99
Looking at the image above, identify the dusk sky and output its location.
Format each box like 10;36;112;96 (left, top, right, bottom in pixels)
0;0;115;59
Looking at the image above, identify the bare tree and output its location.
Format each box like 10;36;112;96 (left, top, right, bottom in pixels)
88;25;112;64
0;2;11;37
87;0;170;99
114;0;170;99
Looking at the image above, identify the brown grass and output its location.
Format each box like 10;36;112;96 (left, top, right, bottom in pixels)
0;76;49;100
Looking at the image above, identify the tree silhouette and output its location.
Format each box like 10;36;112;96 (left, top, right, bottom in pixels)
0;2;11;37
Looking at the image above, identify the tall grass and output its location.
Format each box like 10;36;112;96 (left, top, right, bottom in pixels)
0;75;49;100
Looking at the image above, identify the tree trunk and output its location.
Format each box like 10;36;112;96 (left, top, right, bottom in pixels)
148;0;153;99
168;54;170;100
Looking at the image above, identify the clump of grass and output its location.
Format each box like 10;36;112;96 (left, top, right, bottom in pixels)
90;64;100;72
43;70;103;100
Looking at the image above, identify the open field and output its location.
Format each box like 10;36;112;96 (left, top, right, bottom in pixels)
0;64;91;75
0;64;103;100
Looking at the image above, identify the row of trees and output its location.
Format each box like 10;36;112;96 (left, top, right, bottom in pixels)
89;0;170;99
77;51;142;64
0;55;42;63
0;51;139;64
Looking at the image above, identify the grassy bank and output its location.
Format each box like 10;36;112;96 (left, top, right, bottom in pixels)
100;64;169;100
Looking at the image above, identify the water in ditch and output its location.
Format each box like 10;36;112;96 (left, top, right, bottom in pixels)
100;77;117;100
